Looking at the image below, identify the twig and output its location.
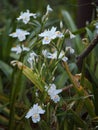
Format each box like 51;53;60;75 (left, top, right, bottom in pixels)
62;84;73;91
76;35;98;70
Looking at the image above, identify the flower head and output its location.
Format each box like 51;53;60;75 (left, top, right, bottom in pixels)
46;5;53;14
17;10;36;24
47;84;62;103
55;31;64;38
11;44;30;54
66;29;75;39
39;27;63;44
9;29;30;41
47;51;57;59
42;49;57;59
27;51;38;69
39;27;57;38
42;5;53;22
58;50;68;62
25;103;45;123
69;32;76;39
66;46;75;54
42;49;68;62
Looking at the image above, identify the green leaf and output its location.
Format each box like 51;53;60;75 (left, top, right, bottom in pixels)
61;10;76;31
86;27;94;41
0;115;8;126
39;120;51;130
11;61;45;92
61;10;83;53
67;109;87;129
63;62;95;117
0;60;13;80
64;120;69;130
0;76;3;93
86;65;98;115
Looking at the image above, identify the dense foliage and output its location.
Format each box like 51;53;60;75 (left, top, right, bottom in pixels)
0;1;98;130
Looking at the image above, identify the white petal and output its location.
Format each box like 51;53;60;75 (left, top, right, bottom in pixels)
9;32;17;38
66;47;74;54
55;31;64;38
42;37;51;44
38;106;45;114
31;113;40;123
51;95;60;103
25;107;34;119
47;5;53;13
62;56;68;62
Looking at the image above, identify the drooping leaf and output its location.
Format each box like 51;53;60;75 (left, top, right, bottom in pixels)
11;60;45;92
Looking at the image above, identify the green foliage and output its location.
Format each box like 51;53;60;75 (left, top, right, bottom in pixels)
0;0;98;130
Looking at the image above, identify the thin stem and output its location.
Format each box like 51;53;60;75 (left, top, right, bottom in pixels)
62;84;73;91
62;62;80;92
76;35;98;70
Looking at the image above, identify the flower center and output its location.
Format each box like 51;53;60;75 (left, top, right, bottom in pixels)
55;31;60;35
45;37;49;40
33;113;39;119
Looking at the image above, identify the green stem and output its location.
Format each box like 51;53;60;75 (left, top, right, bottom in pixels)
8;69;22;130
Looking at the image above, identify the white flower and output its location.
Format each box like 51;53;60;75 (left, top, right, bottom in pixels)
69;32;76;39
42;5;53;22
42;49;68;62
58;50;68;62
47;51;57;59
39;27;57;39
17;10;36;24
46;5;53;14
62;56;68;62
42;37;51;45
42;50;57;59
66;29;75;39
47;84;62;103
60;21;63;29
11;44;30;54
25;103;45;123
27;51;38;69
39;27;63;44
66;46;75;54
9;29;30;41
29;52;38;60
42;49;48;57
58;50;65;59
55;31;64;38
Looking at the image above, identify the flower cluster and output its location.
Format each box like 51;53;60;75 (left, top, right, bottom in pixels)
27;52;38;69
9;4;76;124
42;49;68;62
25;103;45;123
